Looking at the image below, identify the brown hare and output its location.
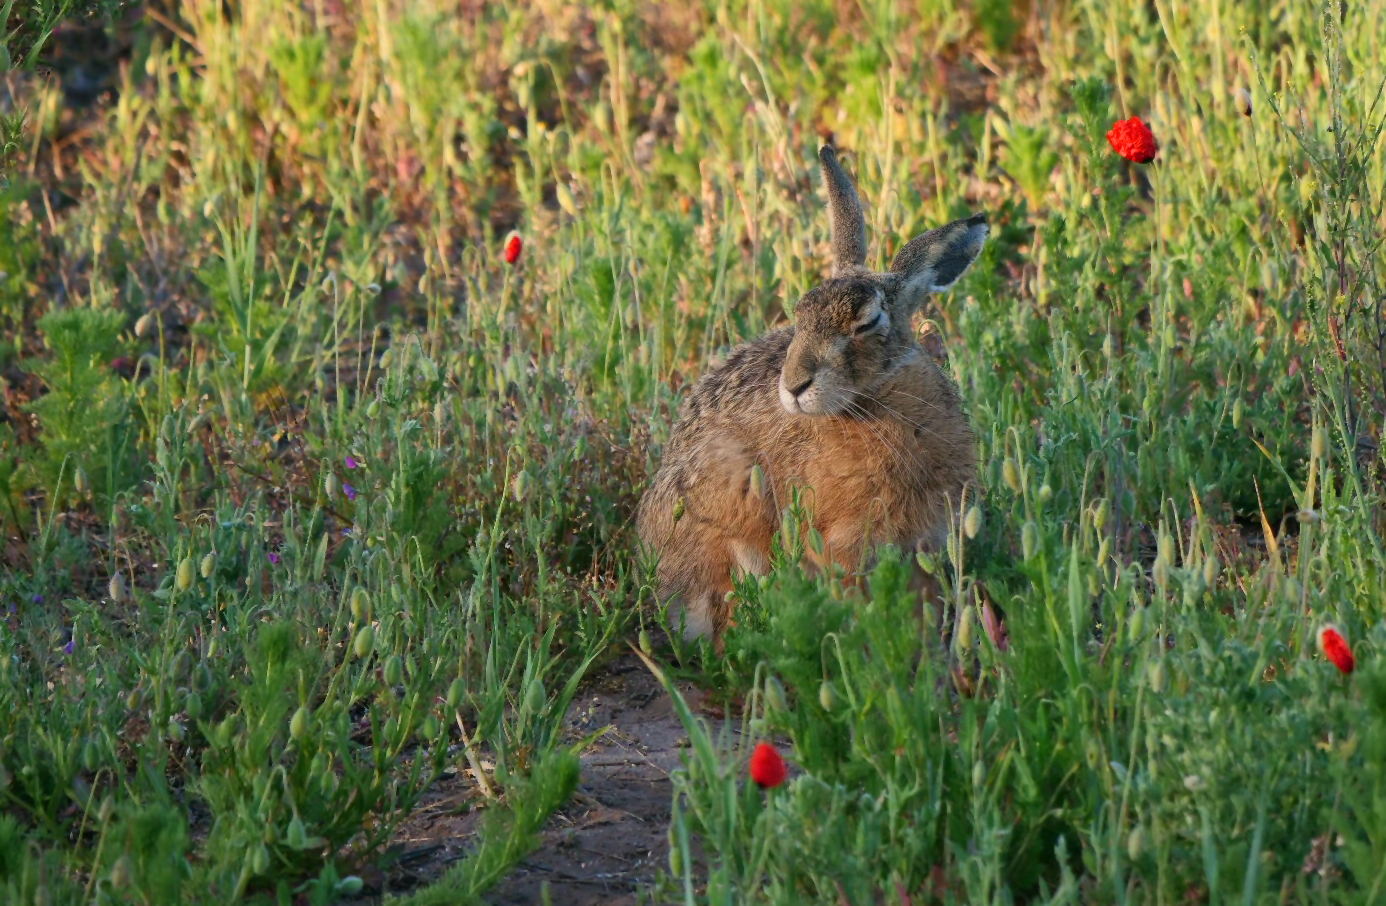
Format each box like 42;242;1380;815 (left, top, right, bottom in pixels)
637;146;985;639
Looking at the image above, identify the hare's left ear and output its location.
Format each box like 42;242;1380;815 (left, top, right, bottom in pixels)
819;145;868;276
889;214;988;312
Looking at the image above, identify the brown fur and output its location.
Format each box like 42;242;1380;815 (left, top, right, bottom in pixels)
637;146;986;638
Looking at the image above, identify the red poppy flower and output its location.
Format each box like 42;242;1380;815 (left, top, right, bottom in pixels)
1107;116;1158;164
1318;624;1355;675
504;233;523;265
749;742;787;789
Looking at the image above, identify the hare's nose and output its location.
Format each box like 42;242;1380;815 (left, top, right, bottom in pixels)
786;376;814;398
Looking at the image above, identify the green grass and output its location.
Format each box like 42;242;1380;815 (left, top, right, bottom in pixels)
2;0;1386;902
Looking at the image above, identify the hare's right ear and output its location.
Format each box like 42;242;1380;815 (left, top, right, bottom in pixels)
889;214;988;312
819;145;868;276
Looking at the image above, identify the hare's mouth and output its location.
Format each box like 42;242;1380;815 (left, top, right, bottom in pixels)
778;375;850;416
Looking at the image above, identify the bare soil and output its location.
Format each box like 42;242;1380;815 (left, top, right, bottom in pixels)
369;653;718;905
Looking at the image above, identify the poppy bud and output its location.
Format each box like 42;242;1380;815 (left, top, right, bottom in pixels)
556;183;579;218
351;586;370;622
251;843;271;875
1203;555;1219;587
109;573;126;603
290;706;309;740
748;463;766;500
420;714;441;741
1002;458;1022;494
668;829;684;876
110;854;134;889
964;505;982;539
1151;556;1170;589
176;556;194;592
201;552;216;579
818;680;839;711
1021;521;1038;560
384;655;404;686
1093;498;1111;532
763;676;787;714
1148;657;1167;693
956;604;976;650
82;738;102;772
1128;824;1148;860
353;625;375;659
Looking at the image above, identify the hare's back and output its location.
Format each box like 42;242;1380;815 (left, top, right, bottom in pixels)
677;327;794;422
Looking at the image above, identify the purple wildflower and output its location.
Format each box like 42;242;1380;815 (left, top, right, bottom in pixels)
31;594;44;604
62;638;75;655
345;455;359;469
343;484;357;501
7;601;15;614
268;552;281;565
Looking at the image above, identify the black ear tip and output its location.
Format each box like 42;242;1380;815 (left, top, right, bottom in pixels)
966;213;987;227
819;145;837;164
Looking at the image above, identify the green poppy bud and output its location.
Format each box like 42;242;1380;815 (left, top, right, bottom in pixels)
290;706;309;741
110;854;134;889
1128;824;1147;860
963;505;982;539
1002;458;1022;494
353;625;375;659
957;605;976;650
384;655;404;686
350;586;369;622
763;676;787;714
748;464;766;500
251;843;270;875
176;556;194;591
818;680;839;712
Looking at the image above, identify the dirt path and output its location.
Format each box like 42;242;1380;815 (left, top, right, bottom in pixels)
374;653;713;904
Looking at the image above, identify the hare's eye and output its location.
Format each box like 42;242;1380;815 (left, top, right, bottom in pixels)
854;313;884;336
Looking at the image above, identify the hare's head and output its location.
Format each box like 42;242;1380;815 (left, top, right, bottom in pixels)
778;146;988;416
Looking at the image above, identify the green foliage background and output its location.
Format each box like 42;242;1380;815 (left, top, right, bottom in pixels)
1;0;1385;902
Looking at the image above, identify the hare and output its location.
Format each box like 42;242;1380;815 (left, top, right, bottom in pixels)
637;146;985;639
